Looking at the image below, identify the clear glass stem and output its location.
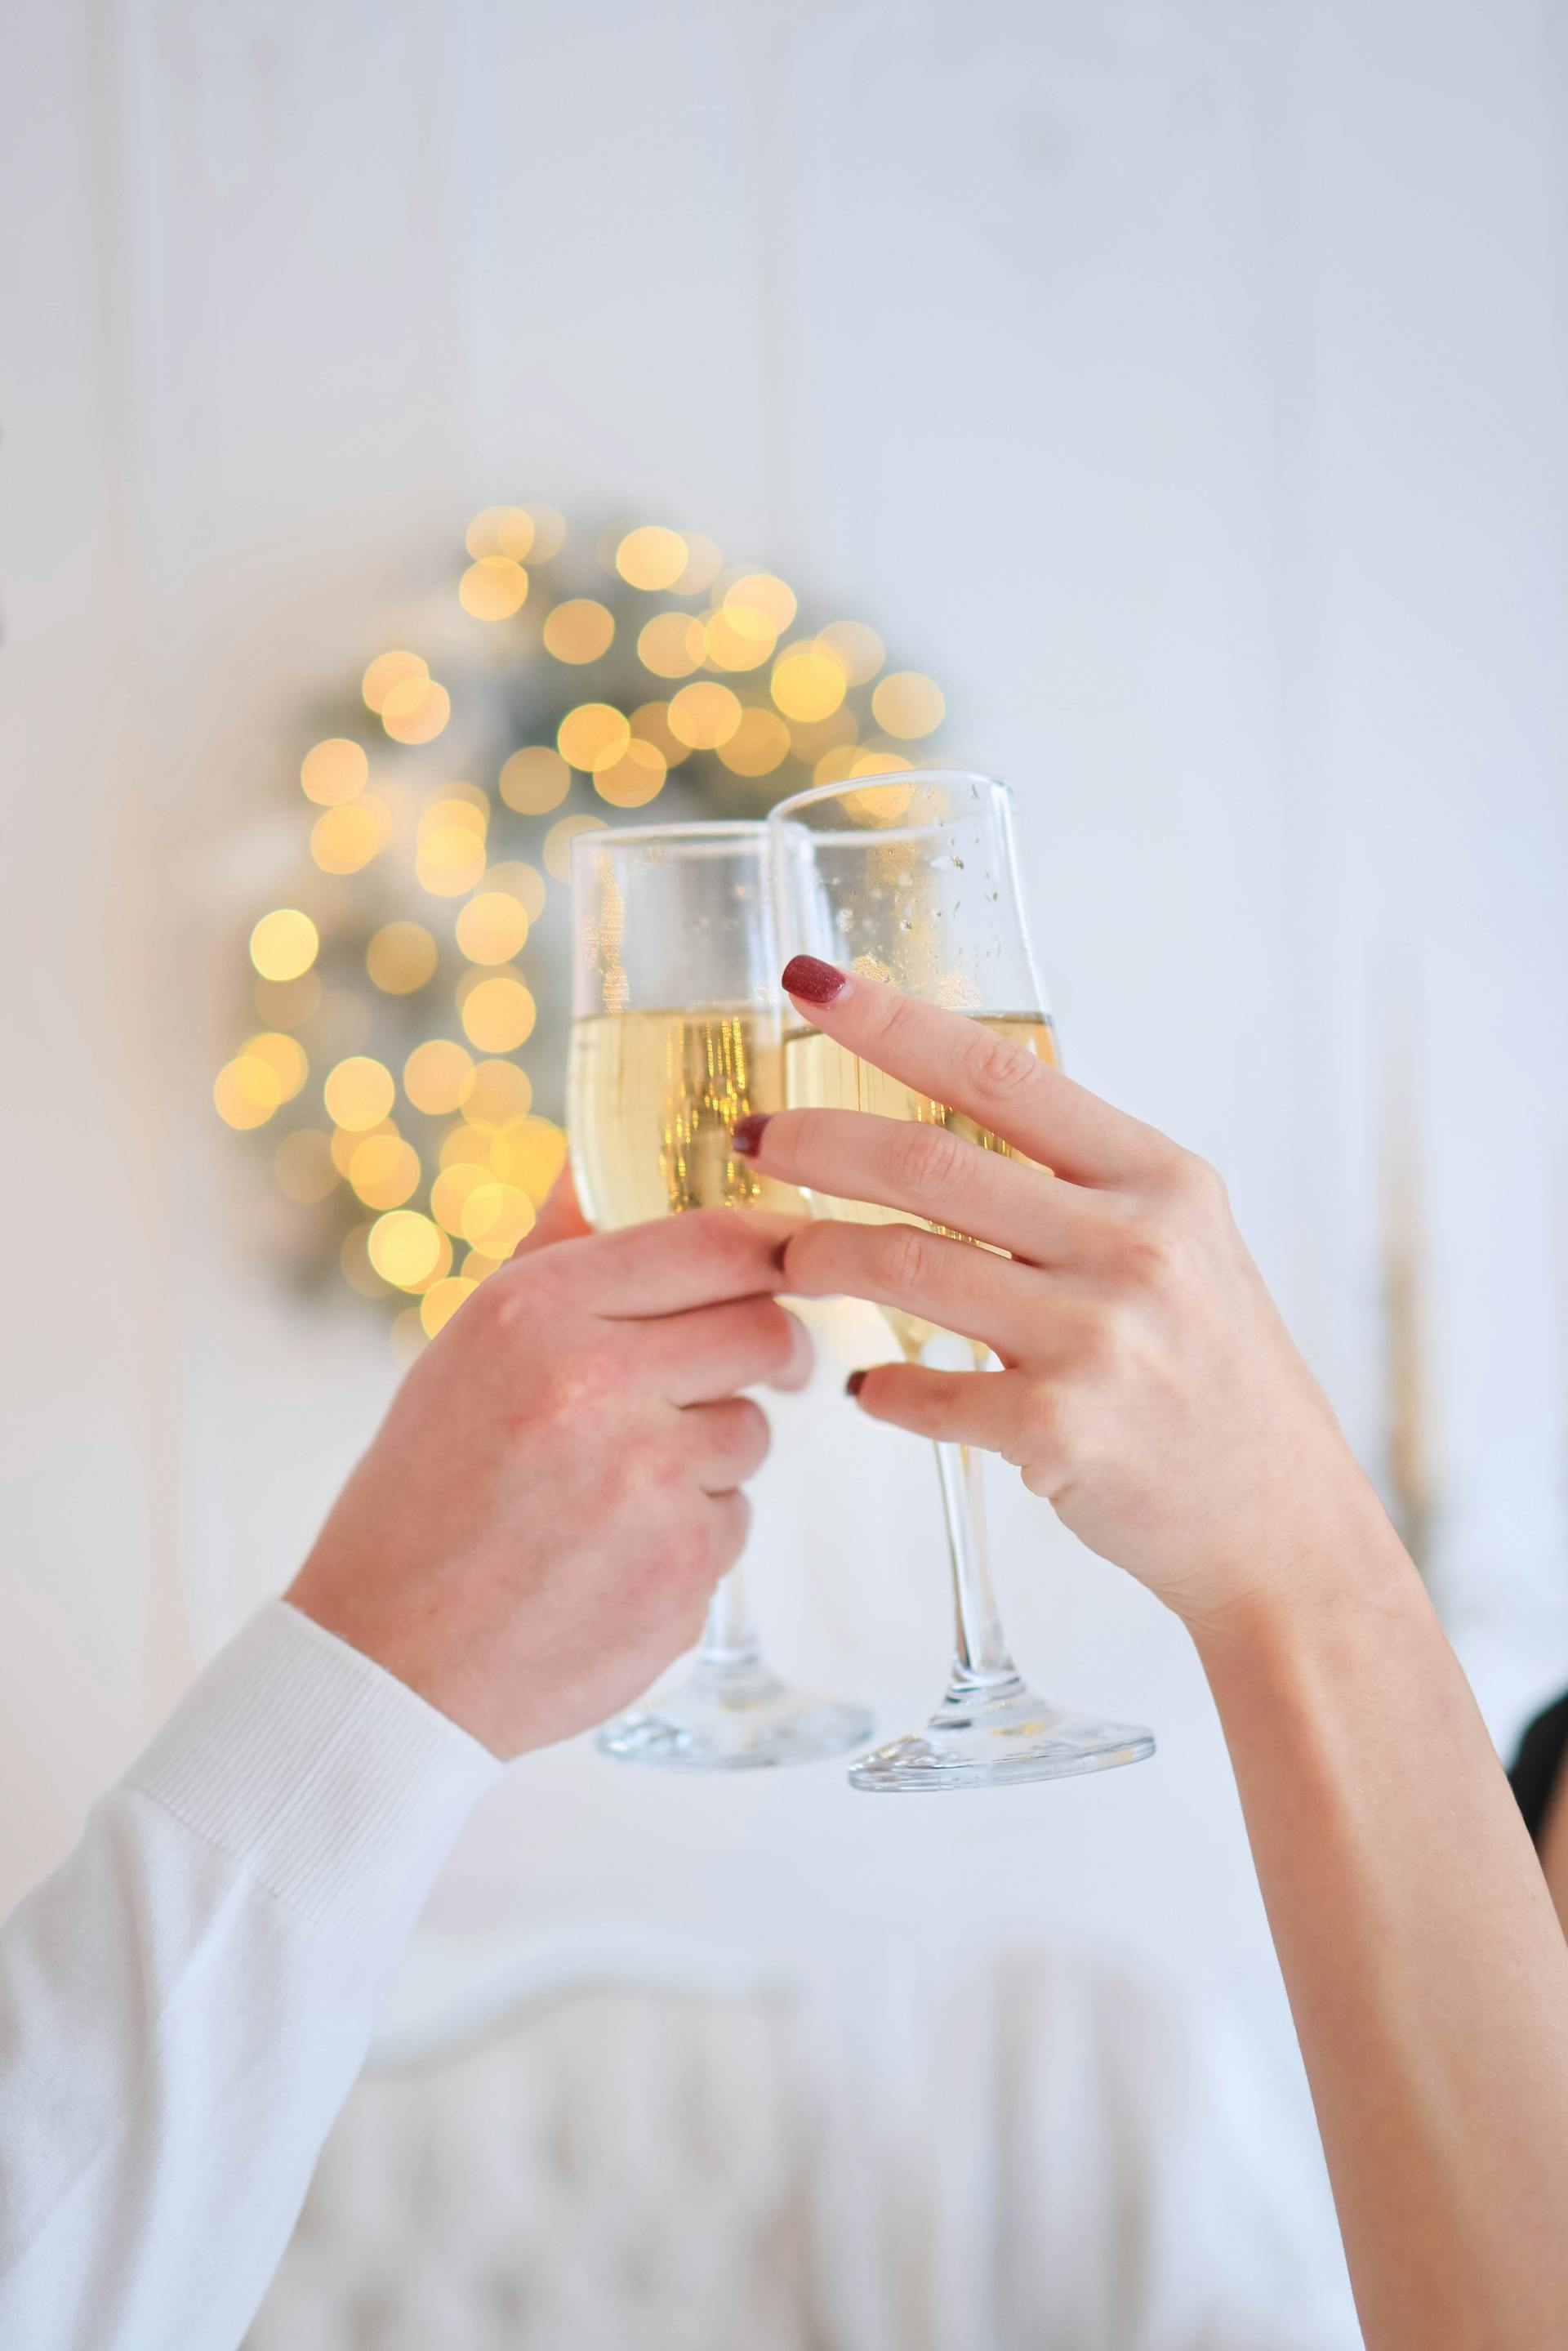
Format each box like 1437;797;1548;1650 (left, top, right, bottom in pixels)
696;1565;760;1672
933;1439;1022;1693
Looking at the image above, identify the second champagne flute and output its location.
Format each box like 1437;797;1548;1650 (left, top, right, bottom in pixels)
568;820;875;1771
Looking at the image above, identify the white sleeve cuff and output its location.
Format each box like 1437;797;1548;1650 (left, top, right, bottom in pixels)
127;1601;503;1947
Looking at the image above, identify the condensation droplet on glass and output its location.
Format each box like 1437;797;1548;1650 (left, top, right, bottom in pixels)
835;908;854;933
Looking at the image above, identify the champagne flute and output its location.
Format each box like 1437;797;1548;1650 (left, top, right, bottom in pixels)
768;771;1155;1792
568;820;875;1770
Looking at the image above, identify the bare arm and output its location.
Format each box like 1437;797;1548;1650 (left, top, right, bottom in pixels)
742;957;1568;2351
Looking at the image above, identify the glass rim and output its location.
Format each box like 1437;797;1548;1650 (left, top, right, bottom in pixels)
572;819;766;854
766;767;1012;845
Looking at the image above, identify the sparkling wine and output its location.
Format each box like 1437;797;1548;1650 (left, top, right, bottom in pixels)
568;1006;802;1230
782;1010;1058;1358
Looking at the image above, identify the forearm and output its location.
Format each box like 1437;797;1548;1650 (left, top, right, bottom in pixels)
1196;1505;1568;2351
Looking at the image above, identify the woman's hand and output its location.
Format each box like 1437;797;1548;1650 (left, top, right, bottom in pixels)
736;956;1389;1635
288;1177;810;1756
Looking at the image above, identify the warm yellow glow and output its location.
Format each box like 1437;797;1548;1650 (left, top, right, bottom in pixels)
544;813;605;880
667;680;742;748
466;505;535;561
310;798;384;875
481;861;546;921
703;608;776;671
671;533;722;591
214;1056;282;1129
871;671;945;738
431;780;488;818
850;747;912;777
461;1248;508;1286
557;703;630;772
460;974;536;1053
243;1032;308;1103
341;1223;392;1298
542;599;615;664
333;1117;396;1179
420;1276;476;1338
416;825;488;898
381;677;451;745
813;743;860;787
368;1209;446;1291
461;1058;533;1131
616;526;688;591
716;707;791;777
274;1127;338;1204
843;779;915;825
430;1160;493;1235
771;645;847;723
498;746;571;814
789;707;858;762
459;556;529;621
636;612;706;680
366;921;438;995
362;650;428;715
725;573;797;632
817;620;885;685
403;1038;475;1116
520;503;567;560
456;891;529;963
250;909;318;983
350;1134;422;1211
301;738;368;806
489;1115;567;1202
630;702;690;767
254;970;322;1029
594;739;666;808
323;1055;395;1132
460;1181;535;1256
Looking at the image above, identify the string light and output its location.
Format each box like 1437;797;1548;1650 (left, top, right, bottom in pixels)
301;739;368;805
542;599;615;664
499;747;571;814
616;527;689;591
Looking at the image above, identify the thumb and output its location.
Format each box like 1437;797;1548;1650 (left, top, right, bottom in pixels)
514;1161;591;1256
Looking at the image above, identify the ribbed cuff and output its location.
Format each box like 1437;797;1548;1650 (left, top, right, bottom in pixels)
127;1601;502;1945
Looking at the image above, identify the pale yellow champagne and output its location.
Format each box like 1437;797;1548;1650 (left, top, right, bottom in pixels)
568;1006;802;1230
782;1012;1058;1359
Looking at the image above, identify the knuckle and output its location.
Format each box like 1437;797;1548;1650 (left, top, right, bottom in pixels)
964;1028;1040;1107
1163;1146;1226;1211
1116;1217;1178;1290
875;1220;930;1294
888;1118;965;1202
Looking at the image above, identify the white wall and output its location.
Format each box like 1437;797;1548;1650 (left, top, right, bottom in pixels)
2;0;1566;2074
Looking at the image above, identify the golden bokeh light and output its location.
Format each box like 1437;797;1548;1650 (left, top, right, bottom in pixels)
717;707;791;778
460;1181;535;1256
460;1058;534;1131
420;1277;476;1339
301;738;368;806
465;505;535;561
725;573;797;632
544;813;605;880
243;1031;308;1103
403;1037;475;1116
341;1222;393;1298
381;676;451;744
459;557;530;621
274;1127;338;1204
630;702;691;768
250;908;319;983
390;1307;426;1361
557;703;630;772
489;1115;567;1202
368;1209;446;1291
850;747;913;777
771;645;847;723
844;778;915;825
616;526;688;591
482;861;547;921
703;608;776;671
332;1116;396;1179
817;620;886;685
673;533;723;592
461;1248;508;1286
349;1134;422;1211
498;746;570;814
593;739;666;808
310;798;385;875
542;598;615;665
430;1159;493;1235
520;503;567;560
416;823;488;898
456;890;530;963
323;1055;395;1132
366;921;438;995
871;670;945;738
636;612;706;680
789;707;858;761
214;1055;282;1130
460;973;537;1054
362;650;428;715
255;970;322;1029
666;680;742;748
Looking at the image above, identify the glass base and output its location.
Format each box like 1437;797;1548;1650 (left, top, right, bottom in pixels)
847;1674;1155;1793
597;1653;875;1773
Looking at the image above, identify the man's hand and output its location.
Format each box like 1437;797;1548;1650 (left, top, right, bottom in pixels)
287;1177;810;1756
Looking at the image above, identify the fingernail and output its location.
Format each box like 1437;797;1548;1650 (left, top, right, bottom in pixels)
782;954;849;1006
732;1113;772;1156
845;1369;867;1398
